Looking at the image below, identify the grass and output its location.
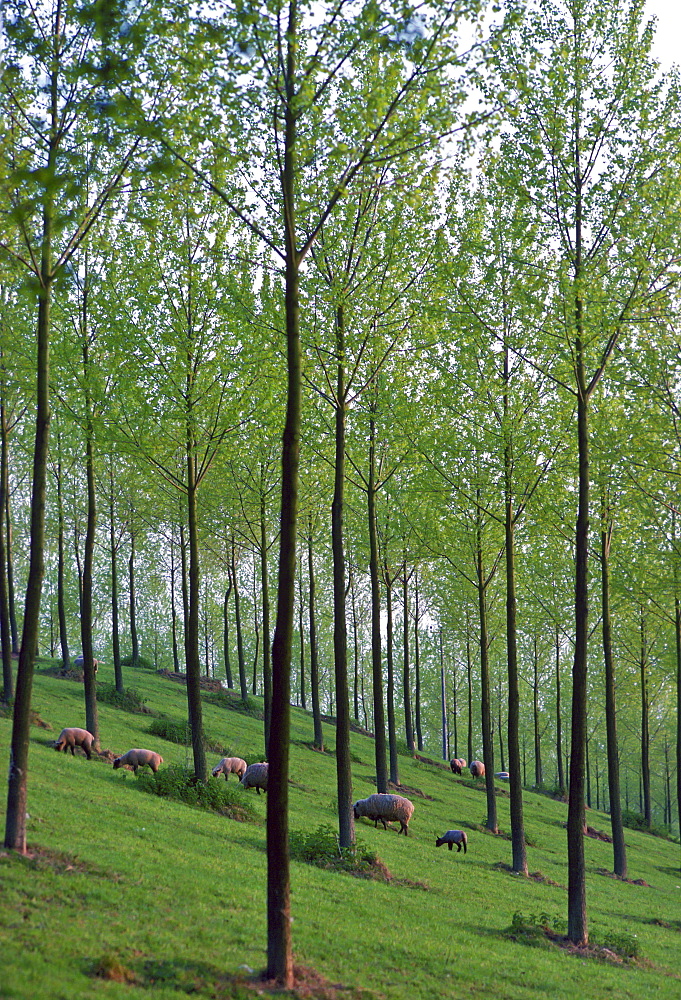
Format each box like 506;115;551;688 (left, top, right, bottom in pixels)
1;658;680;999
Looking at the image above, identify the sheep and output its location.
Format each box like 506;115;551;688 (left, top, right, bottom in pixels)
54;727;95;759
450;757;467;775
239;762;268;794
113;749;164;774
435;830;468;853
352;793;414;836
74;654;98;674
211;756;247;781
469;760;485;778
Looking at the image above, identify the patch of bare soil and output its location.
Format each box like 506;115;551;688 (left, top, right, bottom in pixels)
493;861;564;888
386;780;434;801
245;963;382;1000
595;867;650;887
2;844;121;880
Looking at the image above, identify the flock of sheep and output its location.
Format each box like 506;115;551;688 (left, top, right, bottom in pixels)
53;726;493;855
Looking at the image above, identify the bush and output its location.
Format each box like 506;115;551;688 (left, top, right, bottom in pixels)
289;824;380;877
121;654;156;671
137;763;257;822
621;810;672;839
97;682;151;714
146;717;230;755
202;690;263;720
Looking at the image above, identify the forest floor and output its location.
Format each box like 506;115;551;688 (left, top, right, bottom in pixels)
1;658;681;1000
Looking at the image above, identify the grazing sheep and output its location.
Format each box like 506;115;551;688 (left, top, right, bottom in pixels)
239;762;268;794
495;771;510;781
74;654;98;674
211;756;247;781
450;757;466;775
436;830;468;853
113;749;164;774
54;727;95;759
352;793;414;836
470;760;485;778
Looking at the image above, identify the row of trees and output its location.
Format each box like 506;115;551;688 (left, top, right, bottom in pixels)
2;0;680;977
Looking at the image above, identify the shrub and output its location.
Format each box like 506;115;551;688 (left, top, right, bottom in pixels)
145;717;229;754
202;690;263;720
138;763;257;822
621;810;672;840
290;824;380;877
97;682;151;714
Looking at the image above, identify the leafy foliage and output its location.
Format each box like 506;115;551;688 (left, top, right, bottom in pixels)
137;763;257;822
97;682;151;715
289;824;382;878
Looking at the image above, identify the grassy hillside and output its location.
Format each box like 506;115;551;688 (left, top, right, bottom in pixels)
1;659;680;1000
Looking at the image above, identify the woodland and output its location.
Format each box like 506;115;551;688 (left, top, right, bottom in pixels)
1;0;681;986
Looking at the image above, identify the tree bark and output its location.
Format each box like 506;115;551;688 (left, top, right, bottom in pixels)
414;569;423;752
639;605;651;828
80;325;99;746
128;518;139;668
260;485;272;754
555;625;565;796
600;494;626;875
476;512;497;834
384;566;399;785
222;573;233;688
231;537;248;700
0;378;13;702
402;563;414;753
367;407;388;793
109;467;123;692
308;531;323;751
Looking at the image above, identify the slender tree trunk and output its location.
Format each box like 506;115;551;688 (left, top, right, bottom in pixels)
109;467;123;692
5;152;55;850
402;564;414;752
80;311;99;746
414;569;423;751
252;559;260;694
350;565;360;722
367;408;388;793
308;532;323;751
180;521;189;660
170;531;181;674
533;637;542;788
476;514;497;834
467;609;474;766
6;489;19;656
0;383;13;702
297;553;306;710
331;303;354;847
600;495;626;875
184;376;206;782
266;18;300;978
555;625;565;796
128;518;139;668
261;487;272;754
504;402;527;872
639;606;651;827
222;573;233;688
440;633;448;761
675;557;681;861
232;538;248;700
384;566;398;785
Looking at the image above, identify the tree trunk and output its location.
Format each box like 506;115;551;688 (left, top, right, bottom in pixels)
80;328;99;746
533;636;542;788
184;375;206;782
467;609;474;766
222;573;233;688
414;569;423;751
367;408;388;794
555;625;565;796
0;382;13;702
261;487;272;754
402;564;414;753
639;605;651;828
350;565;360;723
5;178;54;851
170;530;181;674
297;554;306;710
231;537;248;700
384;566;398;784
128;518;139;668
308;531;323;751
109;467;123;692
266;18;299;977
331;303;354;848
504;404;527;872
5;489;19;655
600;495;626;875
476;513;497;834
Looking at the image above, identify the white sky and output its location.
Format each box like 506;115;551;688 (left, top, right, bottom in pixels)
646;0;679;72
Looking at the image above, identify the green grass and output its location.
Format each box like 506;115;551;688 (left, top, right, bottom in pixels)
1;658;681;999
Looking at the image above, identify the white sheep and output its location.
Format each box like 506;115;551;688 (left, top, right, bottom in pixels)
113;749;164;774
54;727;95;759
436;830;468;853
74;654;99;674
450;757;466;775
470;760;485;778
239;762;268;794
352;793;414;836
211;756;247;781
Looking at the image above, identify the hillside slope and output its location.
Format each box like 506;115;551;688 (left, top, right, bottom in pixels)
1;660;680;1000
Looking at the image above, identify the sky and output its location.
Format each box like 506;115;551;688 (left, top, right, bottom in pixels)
646;0;679;72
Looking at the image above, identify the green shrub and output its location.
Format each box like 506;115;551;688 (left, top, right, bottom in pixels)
591;929;640;960
622;810;672;839
121;654;156;670
290;824;380;877
137;763;257;822
146;717;230;755
97;682;151;714
202;690;263;720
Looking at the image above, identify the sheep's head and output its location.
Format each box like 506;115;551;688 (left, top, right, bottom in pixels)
113;757;123;769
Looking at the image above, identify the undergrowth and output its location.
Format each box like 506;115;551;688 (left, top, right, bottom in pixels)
97;682;152;714
621;810;674;841
290;824;382;876
507;910;641;963
137;763;257;822
202;690;264;719
146;717;228;754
